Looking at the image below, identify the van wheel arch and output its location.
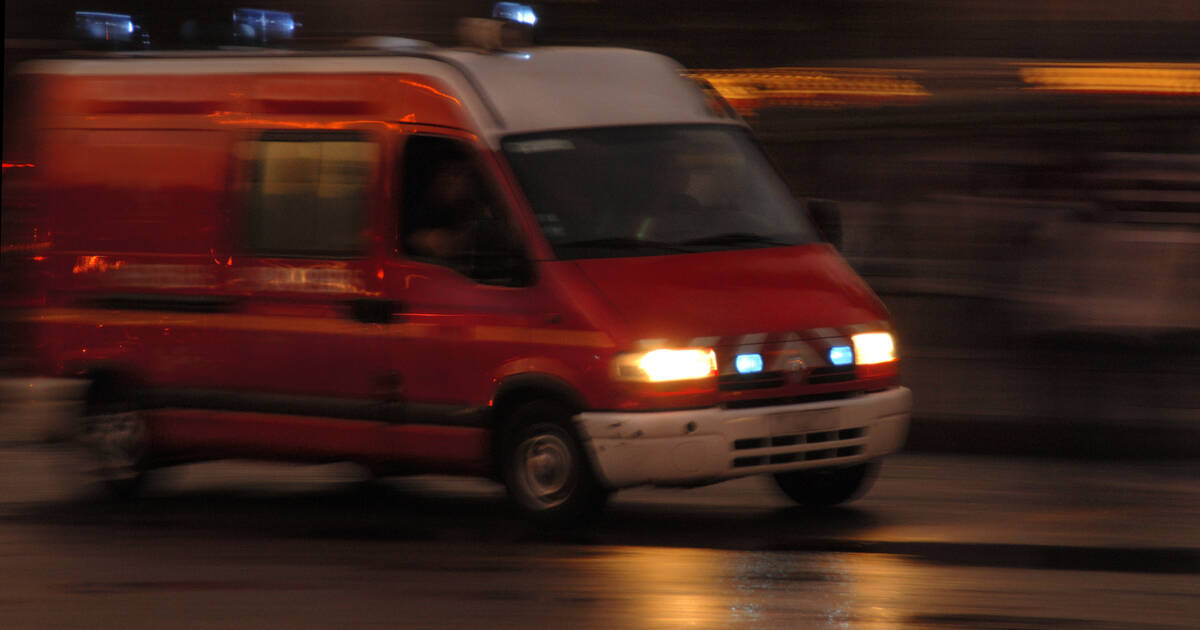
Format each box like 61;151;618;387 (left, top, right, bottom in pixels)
487;375;587;474
494;398;610;525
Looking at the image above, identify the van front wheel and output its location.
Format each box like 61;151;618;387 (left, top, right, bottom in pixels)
501;401;608;524
773;462;879;506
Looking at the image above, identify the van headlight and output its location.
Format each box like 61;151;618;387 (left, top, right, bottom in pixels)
614;348;718;382
851;332;896;365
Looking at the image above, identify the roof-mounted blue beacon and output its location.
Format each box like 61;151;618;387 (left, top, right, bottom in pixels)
493;2;538;26
74;11;150;49
233;8;300;45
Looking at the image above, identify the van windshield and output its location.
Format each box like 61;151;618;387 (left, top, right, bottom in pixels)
501;125;819;259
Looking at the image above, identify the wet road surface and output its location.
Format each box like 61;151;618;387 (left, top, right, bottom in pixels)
2;445;1197;629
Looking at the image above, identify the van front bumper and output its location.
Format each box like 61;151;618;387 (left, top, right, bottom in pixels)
574;387;911;489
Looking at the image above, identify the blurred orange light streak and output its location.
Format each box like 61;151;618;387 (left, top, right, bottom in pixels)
687;67;929;116
1020;62;1200;96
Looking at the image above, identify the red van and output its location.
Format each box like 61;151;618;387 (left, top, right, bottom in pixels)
15;37;910;522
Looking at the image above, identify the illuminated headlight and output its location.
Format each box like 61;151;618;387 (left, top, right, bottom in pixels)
615;348;717;382
851;332;896;365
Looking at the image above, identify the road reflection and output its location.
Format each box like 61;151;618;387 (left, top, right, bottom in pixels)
545;546;918;629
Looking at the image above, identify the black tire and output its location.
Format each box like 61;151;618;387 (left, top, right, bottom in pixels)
500;400;609;525
80;384;152;499
773;462;880;506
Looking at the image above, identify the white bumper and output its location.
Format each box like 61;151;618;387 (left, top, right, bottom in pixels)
575;387;911;489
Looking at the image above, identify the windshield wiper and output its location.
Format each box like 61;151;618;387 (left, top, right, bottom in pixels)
679;232;793;247
555;237;694;253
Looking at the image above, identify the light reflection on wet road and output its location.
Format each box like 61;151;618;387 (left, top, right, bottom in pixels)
1;446;1197;629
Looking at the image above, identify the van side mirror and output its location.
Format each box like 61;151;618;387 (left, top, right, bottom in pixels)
806;199;843;250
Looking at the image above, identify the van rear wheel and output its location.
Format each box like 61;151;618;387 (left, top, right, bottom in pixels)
773;462;879;506
500;401;608;525
81;388;151;498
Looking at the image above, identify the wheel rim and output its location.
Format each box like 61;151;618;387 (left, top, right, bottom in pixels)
514;432;575;509
83;410;146;481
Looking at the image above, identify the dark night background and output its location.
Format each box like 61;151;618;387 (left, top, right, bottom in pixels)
7;0;1200;65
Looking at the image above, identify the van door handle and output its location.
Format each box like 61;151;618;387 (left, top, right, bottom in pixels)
349;298;402;324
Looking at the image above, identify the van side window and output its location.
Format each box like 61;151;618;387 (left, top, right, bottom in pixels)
399;135;529;286
245;131;377;258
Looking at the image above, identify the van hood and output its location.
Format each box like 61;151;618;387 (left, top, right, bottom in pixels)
570;244;889;344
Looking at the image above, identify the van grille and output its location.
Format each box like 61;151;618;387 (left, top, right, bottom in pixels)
808;365;856;384
719;371;786;391
719;366;856;392
731;426;867;469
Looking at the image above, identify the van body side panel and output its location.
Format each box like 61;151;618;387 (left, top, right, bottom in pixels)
36;71;470;131
146;410;489;473
32;72;245;391
377;260;567;408
41;129;233;255
242;74;470;130
28;67;496;470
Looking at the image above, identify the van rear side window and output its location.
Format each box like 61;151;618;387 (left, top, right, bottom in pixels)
244;131;377;258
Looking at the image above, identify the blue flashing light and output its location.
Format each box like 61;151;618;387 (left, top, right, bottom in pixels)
828;346;854;367
75;11;138;43
233;8;299;43
735;353;764;375
493;2;538;26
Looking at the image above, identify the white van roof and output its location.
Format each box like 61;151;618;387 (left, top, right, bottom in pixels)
24;46;741;146
439;47;737;137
